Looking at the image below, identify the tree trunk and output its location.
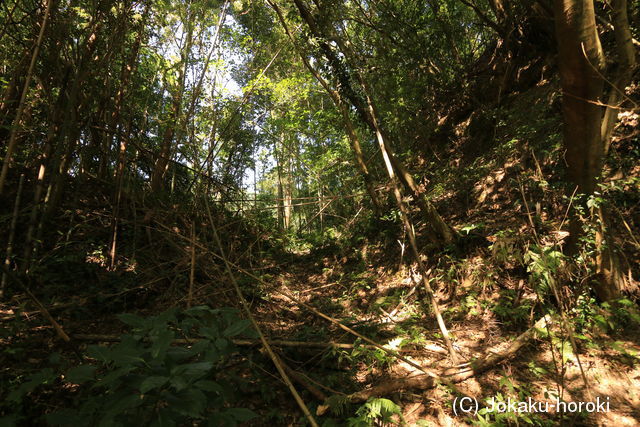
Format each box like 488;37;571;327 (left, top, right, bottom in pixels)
555;0;605;196
600;0;637;154
150;18;192;193
554;0;628;300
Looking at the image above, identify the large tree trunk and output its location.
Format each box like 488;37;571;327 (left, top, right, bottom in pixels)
554;0;605;196
554;0;630;300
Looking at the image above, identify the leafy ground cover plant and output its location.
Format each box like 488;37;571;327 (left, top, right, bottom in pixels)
3;306;258;427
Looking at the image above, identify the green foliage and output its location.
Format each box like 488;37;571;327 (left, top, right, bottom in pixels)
333;339;396;371
446;291;482;320
473;373;552;427
524;245;566;299
347;398;403;427
4;306;258;427
490;289;533;327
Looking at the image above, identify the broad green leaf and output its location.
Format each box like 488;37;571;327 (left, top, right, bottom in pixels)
169;375;189;392
87;345;111;363
222;319;252;338
194;380;223;393
95;366;135;389
172;361;213;381
151;329;175;359
172;389;207;418
117;313;146;328
140;376;169;394
200;326;220;340
225;408;258;422
66;365;97;384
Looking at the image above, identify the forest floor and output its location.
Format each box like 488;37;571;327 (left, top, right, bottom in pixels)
243;250;640;426
4;249;640;427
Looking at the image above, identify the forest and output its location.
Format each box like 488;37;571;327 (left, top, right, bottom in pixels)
0;0;639;425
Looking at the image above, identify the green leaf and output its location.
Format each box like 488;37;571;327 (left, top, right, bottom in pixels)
110;342;146;366
172;389;207;418
8;368;56;402
103;392;144;421
117;313;146;328
66;365;97;384
166;347;195;362
95;366;135;389
151;329;175;359
184;305;215;317
215;338;229;353
172;361;213;380
200;326;220;340
87;345;111;363
618;298;634;307
225;408;258;422
194;380;223;393
151;408;178;427
222;319;252;338
140;376;169;394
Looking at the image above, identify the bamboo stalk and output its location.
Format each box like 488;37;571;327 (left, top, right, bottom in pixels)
1;174;24;298
188;222;196;308
0;0;53;195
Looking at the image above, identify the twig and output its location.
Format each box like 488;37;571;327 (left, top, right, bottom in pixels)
518;176;540;244
187;222;196;308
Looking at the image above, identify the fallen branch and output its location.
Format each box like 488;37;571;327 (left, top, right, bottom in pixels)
70;334;445;354
347;315;552;402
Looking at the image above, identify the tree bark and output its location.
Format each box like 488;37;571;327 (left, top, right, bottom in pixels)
554;0;629;300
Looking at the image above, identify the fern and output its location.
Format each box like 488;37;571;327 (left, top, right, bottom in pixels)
326;394;350;417
348;397;404;426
